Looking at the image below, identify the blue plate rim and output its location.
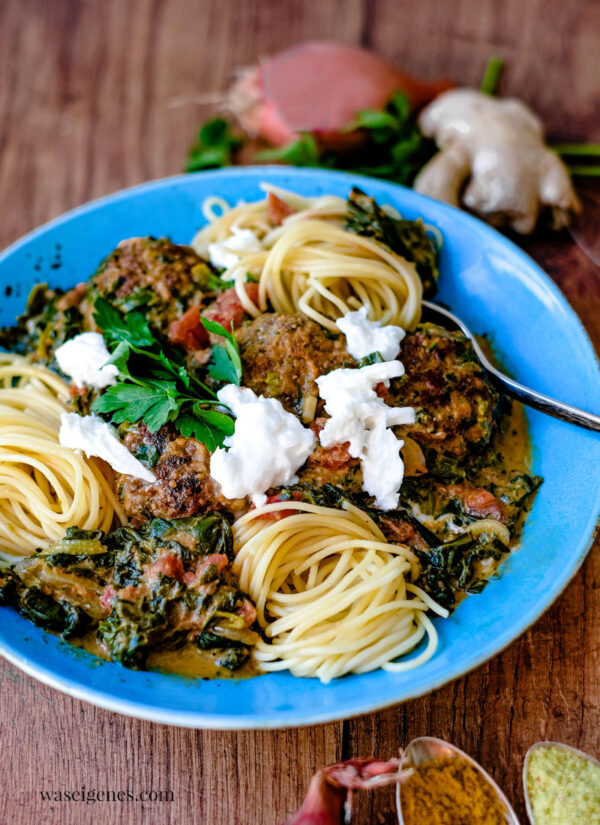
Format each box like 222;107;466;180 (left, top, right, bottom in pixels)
0;166;599;729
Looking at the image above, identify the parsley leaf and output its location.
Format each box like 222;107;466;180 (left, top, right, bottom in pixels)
256;134;322;166
178;408;234;452
93;380;181;432
93;298;154;347
90;299;243;450
193;405;236;434
177;413;219;452
204;271;232;292
200;317;242;385
207;346;240;385
185;118;242;172
107;341;133;374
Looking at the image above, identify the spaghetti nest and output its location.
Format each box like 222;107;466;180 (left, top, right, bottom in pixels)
232;500;448;682
192;186;423;331
0;354;125;561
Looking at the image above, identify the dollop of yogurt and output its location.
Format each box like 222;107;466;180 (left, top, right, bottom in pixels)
335;306;406;362
55;332;119;389
209;385;316;506
59;413;156;482
208;227;263;273
316;361;415;510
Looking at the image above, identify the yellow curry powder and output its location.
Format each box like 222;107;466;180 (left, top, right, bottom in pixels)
400;755;509;825
526;745;600;825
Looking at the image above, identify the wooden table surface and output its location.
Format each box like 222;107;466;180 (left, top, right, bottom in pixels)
1;2;599;823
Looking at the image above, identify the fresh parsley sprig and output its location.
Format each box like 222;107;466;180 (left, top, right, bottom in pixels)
201;317;242;385
189;92;435;186
185;118;243;172
91;298;241;451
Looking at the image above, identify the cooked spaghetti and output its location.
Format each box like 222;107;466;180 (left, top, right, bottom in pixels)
192;185;424;331
0;354;125;561
0;185;541;682
232;500;449;682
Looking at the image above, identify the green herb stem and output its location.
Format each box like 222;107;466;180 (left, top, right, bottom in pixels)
552;143;600;157
480;56;504;95
567;165;600;176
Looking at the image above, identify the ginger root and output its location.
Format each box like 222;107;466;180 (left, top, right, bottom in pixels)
414;89;580;233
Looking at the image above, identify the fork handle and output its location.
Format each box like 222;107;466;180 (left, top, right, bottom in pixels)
420;300;600;432
487;368;600;432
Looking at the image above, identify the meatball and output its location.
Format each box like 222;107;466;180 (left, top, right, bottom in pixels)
235;313;354;415
383;324;500;459
89;237;214;336
117;424;244;527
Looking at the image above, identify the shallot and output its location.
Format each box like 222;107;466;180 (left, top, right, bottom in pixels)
229;41;452;151
282;757;409;825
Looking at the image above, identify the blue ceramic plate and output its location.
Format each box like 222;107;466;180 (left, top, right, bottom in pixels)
1;168;599;729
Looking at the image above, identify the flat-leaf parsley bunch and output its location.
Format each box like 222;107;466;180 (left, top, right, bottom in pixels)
91;299;241;451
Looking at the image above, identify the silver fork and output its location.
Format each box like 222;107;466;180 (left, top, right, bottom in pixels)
421;300;600;432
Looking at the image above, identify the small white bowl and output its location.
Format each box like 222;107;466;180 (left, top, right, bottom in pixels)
396;736;520;825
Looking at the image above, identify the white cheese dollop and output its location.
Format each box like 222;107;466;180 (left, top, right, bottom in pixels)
55;332;119;390
336;306;406;362
59;413;156;483
208;227;263;273
209;385;316;506
316;362;416;510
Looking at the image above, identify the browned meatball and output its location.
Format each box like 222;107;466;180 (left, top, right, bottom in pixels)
89;237;214;336
117;424;243;527
382;324;500;458
235;313;354;415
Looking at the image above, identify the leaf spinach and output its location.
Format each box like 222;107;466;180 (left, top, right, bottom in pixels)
345;187;439;297
415;531;507;611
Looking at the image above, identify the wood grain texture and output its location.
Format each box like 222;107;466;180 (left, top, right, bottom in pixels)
0;2;598;823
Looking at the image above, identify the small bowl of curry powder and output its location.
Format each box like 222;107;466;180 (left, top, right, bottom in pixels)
397;737;519;825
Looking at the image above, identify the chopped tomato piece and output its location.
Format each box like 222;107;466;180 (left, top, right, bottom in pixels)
379;517;418;545
204;283;260;330
255;491;304;520
308;418;357;470
267;191;295;225
147;553;185;581
237;598;257;627
100;585;115;613
168;305;210;351
310;417;327;436
183;553;229;585
463;488;507;522
56;282;87;311
68;384;88;398
114;584;140;601
171;284;260;351
445;484;507;523
308;442;357;470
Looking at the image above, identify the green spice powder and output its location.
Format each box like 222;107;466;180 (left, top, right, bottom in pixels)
527;745;600;825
